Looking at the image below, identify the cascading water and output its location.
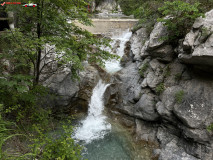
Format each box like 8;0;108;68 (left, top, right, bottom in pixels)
74;30;132;143
104;30;132;73
74;80;110;143
73;30;145;159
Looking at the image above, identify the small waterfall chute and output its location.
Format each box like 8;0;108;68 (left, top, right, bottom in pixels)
74;80;110;143
74;30;132;144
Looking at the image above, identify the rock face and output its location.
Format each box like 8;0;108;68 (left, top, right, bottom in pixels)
130;28;149;61
178;10;213;70
105;10;213;160
96;0;120;12
42;61;102;113
141;21;174;62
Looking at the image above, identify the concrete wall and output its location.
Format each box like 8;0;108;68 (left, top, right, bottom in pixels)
75;19;138;35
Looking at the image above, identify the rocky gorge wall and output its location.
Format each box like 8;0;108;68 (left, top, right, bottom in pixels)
104;10;213;160
40;7;213;160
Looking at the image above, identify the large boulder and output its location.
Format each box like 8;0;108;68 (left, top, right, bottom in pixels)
141;21;174;62
42;64;101;112
147;22;169;50
134;93;159;121
178;10;213;69
130;28;149;61
173;79;213;130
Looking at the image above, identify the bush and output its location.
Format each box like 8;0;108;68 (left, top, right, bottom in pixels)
207;123;213;132
139;62;149;78
30;123;83;160
164;65;171;78
175;73;182;81
158;0;204;41
156;83;165;94
175;90;185;104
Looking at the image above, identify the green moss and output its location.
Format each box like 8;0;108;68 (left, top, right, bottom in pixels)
175;73;182;81
139;62;149;78
201;27;211;37
207;123;213;132
175;90;185;104
156;83;165;94
164;65;171;77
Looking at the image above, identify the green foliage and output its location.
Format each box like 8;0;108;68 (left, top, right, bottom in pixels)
139;62;149;78
119;0;213;33
158;0;204;40
164;65;171;78
123;0;162;33
156;83;165;94
0;104;23;159
1;0;117;84
175;90;185;104
175;73;182;81
207;123;213;132
30;123;83;160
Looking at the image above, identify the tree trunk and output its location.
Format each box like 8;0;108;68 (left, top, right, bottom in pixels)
35;1;42;85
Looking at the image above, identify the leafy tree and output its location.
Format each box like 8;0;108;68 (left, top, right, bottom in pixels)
1;0;116;86
157;1;204;40
0;1;117;158
0;0;117;124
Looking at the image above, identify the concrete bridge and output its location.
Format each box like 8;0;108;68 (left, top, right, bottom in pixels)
75;18;138;35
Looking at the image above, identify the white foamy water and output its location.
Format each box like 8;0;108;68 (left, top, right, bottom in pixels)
104;30;132;74
74;80;111;143
74;30;132;144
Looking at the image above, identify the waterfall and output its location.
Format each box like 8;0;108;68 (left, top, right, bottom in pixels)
74;30;132;144
74;80;110;143
105;30;132;73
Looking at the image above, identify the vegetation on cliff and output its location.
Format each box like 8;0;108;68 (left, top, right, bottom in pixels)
1;0;213;159
0;0;117;159
119;0;213;38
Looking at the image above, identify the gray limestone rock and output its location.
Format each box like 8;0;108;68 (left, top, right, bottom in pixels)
173;80;213;129
135;93;159;121
135;119;158;144
179;9;213;69
130;28;149;61
159;139;199;160
148;22;169;50
150;45;174;62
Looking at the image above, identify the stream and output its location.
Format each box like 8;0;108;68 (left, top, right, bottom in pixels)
73;30;153;160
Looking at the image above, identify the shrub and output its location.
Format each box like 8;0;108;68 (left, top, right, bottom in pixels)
175;90;185;103
156;83;165;94
207;123;213;132
175;73;182;81
139;62;149;78
158;0;204;41
30;123;83;160
164;65;171;78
